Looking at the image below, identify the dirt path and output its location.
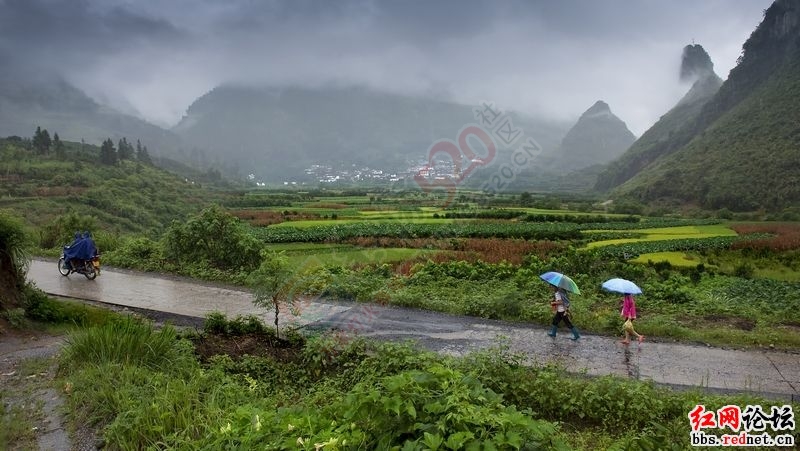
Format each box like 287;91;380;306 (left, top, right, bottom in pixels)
0;326;75;451
26;258;800;402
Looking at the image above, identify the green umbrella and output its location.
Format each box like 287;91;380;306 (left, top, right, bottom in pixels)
539;271;581;294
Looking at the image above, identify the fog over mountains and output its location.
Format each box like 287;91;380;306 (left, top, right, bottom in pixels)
0;0;769;131
594;44;723;192
5;0;798;211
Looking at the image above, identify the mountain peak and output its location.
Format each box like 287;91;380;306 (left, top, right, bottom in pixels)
581;100;612;118
680;44;715;82
553;100;635;170
605;0;800;211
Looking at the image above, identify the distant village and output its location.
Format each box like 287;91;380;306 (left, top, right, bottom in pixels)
250;159;460;186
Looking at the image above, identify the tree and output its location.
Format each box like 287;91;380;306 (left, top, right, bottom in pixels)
53;133;66;159
32;126;52;154
118;137;133;160
32;126;42;151
137;142;152;165
161;205;261;270
99;138;117;165
247;252;295;337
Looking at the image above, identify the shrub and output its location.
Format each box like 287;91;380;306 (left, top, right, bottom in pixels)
734;261;755;279
203;311;229;335
301;363;564;450
38;211;96;249
0;210;31;310
162;205;261;271
24;284;67;322
103;236;164;271
1;308;26;328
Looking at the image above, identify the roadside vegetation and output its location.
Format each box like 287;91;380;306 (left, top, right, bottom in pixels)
53;312;800;450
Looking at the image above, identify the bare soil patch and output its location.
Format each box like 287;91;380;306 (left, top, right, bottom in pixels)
190;332;303;363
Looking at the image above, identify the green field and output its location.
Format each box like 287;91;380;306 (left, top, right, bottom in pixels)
630;251;703;267
585;224;737;248
505;207;633;218
266;243;428;267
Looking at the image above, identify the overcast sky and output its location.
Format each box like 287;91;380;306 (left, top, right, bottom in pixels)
0;0;773;134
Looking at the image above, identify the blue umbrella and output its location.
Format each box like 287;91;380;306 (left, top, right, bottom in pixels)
540;271;581;294
601;278;643;295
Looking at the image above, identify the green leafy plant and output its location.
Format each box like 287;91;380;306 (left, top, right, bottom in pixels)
0;210;31;311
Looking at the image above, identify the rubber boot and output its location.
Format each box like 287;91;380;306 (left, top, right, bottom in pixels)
547;325;557;337
570;327;580;340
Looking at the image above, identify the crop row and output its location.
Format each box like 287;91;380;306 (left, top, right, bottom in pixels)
578;218;721;231
593;235;744;259
250;221;583;243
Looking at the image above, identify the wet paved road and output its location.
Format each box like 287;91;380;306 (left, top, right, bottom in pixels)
28;259;800;401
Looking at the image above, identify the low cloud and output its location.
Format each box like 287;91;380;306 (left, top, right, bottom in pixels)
0;0;773;134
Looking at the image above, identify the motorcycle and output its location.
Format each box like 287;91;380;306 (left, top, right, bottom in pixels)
58;253;100;280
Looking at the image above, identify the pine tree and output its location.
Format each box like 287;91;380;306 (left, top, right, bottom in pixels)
32;126;51;154
118;137;133;160
32;126;42;150
53;133;66;159
42;129;51;154
99;138;118;165
138;144;152;165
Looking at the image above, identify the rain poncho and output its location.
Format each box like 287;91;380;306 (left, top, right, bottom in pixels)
63;232;97;261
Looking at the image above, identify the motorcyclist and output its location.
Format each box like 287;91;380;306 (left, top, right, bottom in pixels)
64;232;83;270
83;231;98;257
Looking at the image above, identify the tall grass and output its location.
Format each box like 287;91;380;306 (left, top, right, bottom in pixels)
59;317;182;372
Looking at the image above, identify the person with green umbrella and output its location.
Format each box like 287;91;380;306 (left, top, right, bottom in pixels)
540;271;580;340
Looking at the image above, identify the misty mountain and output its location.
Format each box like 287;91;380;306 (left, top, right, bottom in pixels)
0;72;180;157
594;44;723;192
172;85;570;180
549;100;635;171
609;0;800;211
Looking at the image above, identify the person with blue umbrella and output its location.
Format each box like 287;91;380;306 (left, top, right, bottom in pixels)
602;278;644;344
540;272;580;340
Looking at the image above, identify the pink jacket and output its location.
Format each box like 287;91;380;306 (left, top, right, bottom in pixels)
621;294;637;319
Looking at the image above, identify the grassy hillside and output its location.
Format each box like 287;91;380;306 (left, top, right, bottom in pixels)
0;136;230;245
609;0;800;211
613;56;800;211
